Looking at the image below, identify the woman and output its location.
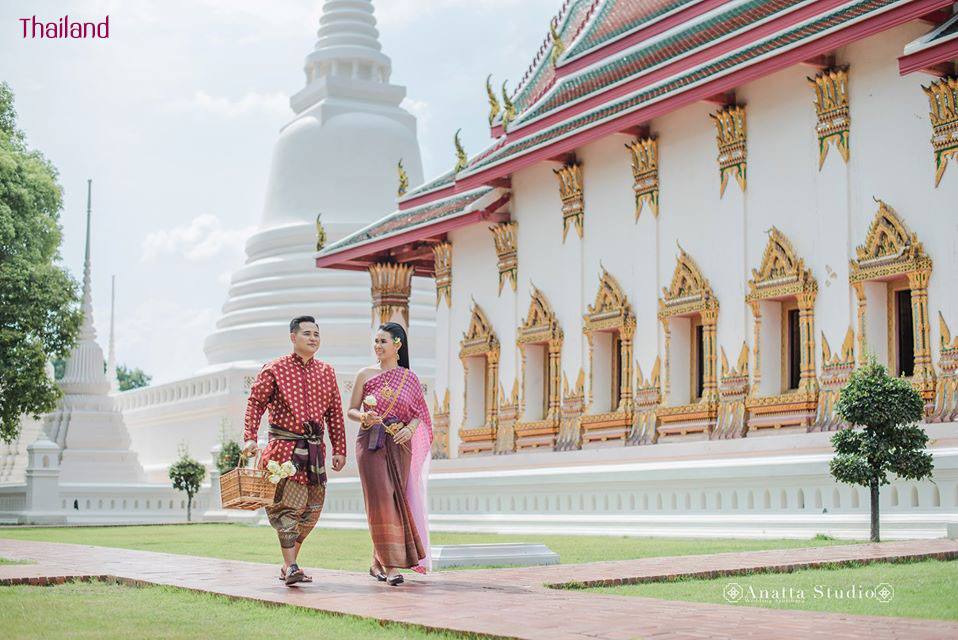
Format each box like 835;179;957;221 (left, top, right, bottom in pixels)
347;322;433;585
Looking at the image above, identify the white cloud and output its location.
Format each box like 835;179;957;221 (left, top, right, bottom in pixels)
376;0;531;28
401;97;431;134
170;90;290;119
107;298;217;383
141;214;255;263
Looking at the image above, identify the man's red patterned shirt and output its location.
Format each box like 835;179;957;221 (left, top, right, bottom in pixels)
244;353;346;485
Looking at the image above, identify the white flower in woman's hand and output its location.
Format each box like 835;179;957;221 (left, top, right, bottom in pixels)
266;460;281;474
363;395;377;408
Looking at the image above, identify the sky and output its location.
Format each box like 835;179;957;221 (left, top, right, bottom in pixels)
0;0;560;383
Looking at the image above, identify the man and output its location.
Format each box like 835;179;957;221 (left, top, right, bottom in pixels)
243;315;346;586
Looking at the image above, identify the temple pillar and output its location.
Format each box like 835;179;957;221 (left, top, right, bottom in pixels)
908;269;936;403
369;263;413;327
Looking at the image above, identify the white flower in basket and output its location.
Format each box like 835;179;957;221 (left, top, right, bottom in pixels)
266;459;297;484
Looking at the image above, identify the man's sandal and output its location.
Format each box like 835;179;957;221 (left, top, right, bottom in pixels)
369;565;387;582
281;565;311;585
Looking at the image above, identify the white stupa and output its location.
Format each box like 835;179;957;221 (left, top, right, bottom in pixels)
115;1;435;481
202;0;435;375
42;181;145;484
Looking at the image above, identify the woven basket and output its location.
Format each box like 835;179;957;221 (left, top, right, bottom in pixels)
220;456;275;510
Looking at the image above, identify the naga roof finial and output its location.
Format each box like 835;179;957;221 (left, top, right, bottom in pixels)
486;74;500;126
397;158;409;197
549;17;565;66
501;80;516;132
454;129;468;173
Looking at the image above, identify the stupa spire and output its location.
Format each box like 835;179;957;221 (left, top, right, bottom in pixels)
60;179;109;395
107;275;119;393
293;0;396;113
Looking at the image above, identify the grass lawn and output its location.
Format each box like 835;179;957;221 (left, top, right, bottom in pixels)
0;580;464;640
0;524;855;571
583;558;958;620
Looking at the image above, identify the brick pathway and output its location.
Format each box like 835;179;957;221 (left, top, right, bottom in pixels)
1;538;957;639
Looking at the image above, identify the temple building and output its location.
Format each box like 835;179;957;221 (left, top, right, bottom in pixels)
316;0;958;537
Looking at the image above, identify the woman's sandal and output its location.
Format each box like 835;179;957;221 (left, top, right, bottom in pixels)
369;565;387;582
386;573;404;586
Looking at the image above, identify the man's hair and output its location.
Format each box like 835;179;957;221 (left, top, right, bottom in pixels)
289;315;317;333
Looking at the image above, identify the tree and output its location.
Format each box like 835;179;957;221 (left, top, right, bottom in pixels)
831;359;933;542
169;446;206;522
216;440;242;475
116;364;151;391
0;82;82;443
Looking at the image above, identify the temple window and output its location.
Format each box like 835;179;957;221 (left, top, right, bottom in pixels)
656;248;719;439
458;303;500;455
515;286;562;450
744;228;818;433
850;200;934;404
581;269;635;446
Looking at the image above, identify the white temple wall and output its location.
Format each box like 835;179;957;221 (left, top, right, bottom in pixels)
845;22;958;356
447;222;507;448
513;163;585;384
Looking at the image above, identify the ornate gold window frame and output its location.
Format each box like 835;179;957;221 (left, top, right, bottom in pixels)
515;286;563;450
581;268;635;445
458;302;500;455
744;228;819;430
849;199;935;402
656;248;719;437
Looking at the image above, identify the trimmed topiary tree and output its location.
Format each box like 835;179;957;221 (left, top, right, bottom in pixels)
169;446;206;522
831;359;933;542
215;440;242;476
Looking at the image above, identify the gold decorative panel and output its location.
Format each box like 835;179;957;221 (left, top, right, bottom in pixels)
555;369;585;451
714;343;749;439
930;313;958;423
626;137;659;219
812;328;855;432
628;357;660;445
922;76;958;187
746;227;819;396
516;286;563;450
495;380;519;454
431;389;450;459
581;268;636;446
489;222;518;294
458;302;500;456
709;105;747;196
808;67;850;169
432;242;452;308
369;263;413;327
554;163;584;241
849;199;934;402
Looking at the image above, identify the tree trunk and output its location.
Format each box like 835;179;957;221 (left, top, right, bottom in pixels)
187;494;193;522
869;479;880;542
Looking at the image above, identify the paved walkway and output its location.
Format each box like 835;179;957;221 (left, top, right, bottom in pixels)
1;538;957;640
